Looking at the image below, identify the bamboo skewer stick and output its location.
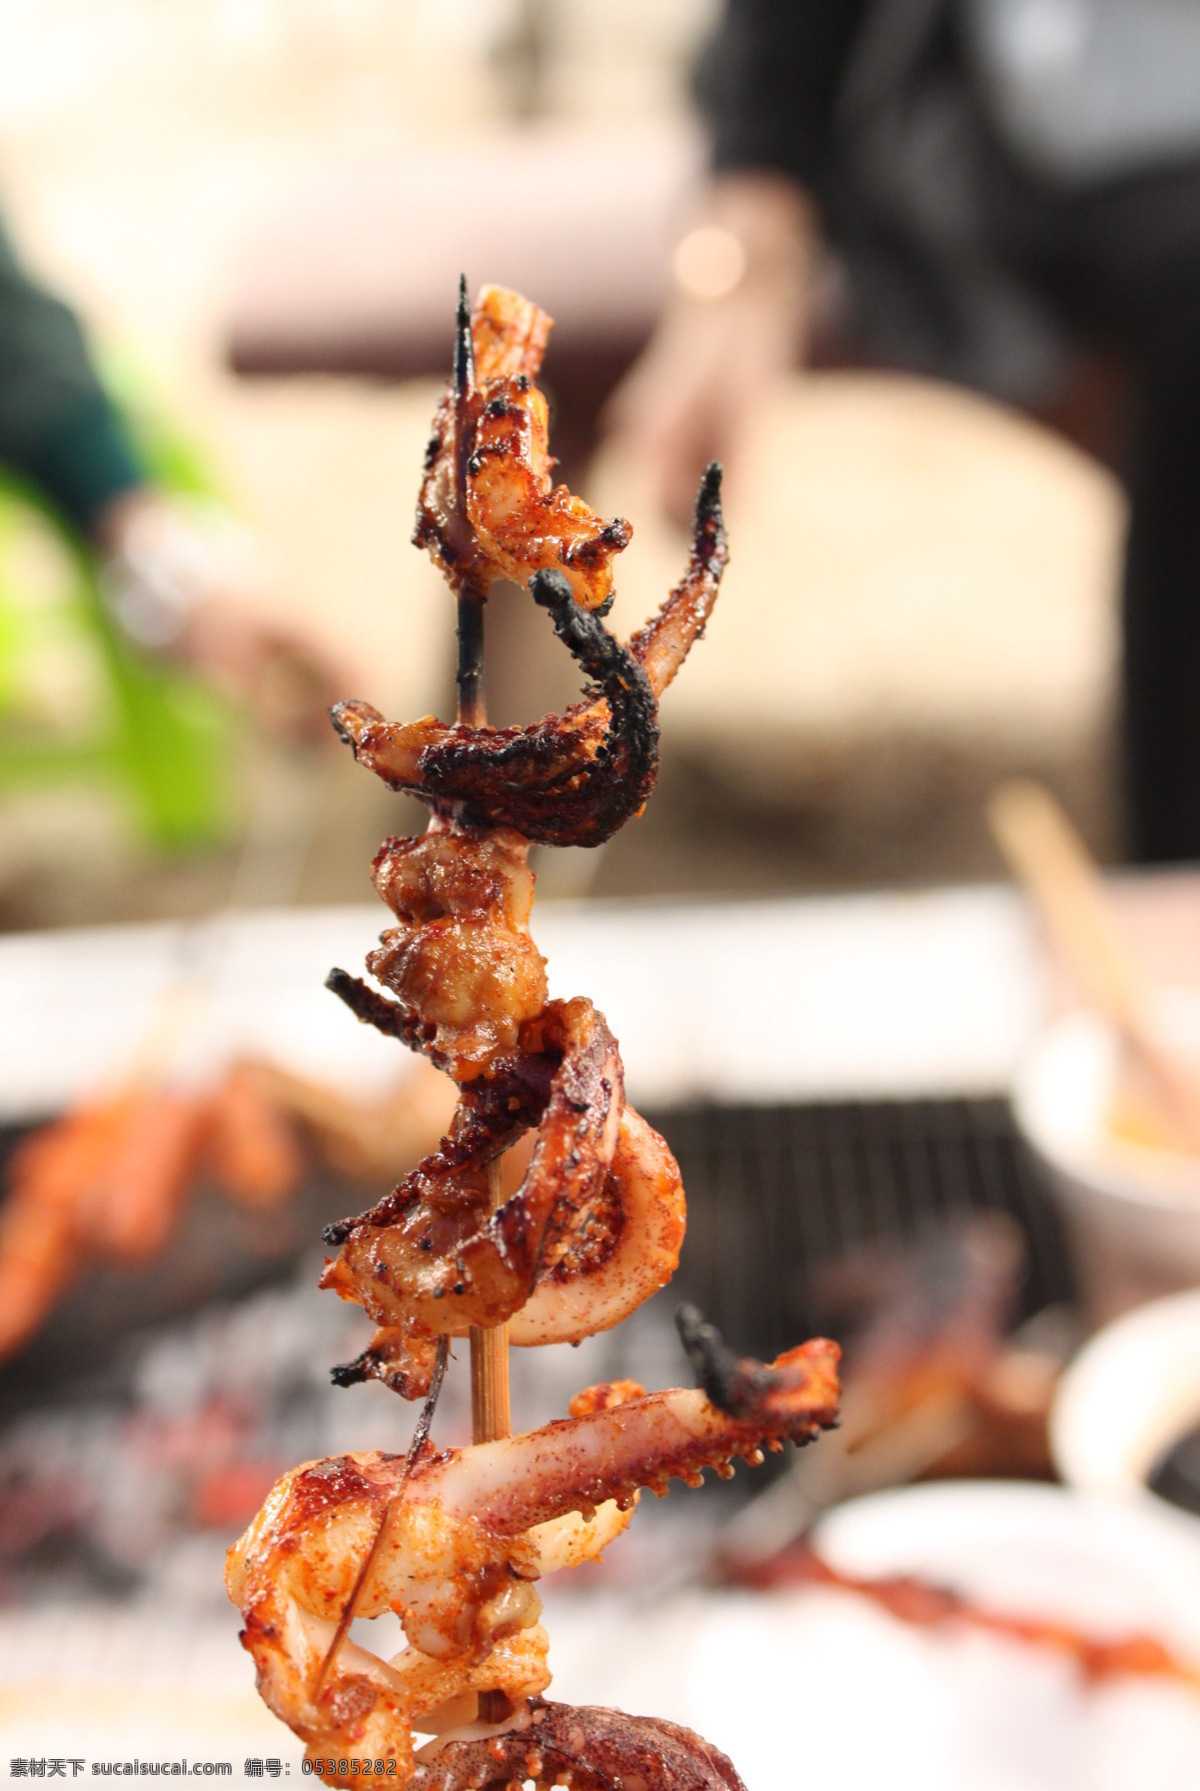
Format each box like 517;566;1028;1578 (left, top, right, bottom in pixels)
988;779;1200;1152
453;275;487;733
469;1160;512;1444
452;275;513;1722
450;276;513;1453
452;280;510;1449
316;281;512;1714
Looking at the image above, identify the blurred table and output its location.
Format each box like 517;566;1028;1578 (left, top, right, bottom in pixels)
7;874;1200;1124
0;884;1040;1122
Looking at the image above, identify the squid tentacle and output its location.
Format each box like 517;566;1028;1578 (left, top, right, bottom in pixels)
326;968;451;1070
328;465;727;850
414;568;659;845
411;1699;748;1791
226;1326;838;1785
320;999;622;1338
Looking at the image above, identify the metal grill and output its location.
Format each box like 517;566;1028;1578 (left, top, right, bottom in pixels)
0;1097;1074;1407
643;1096;1074;1362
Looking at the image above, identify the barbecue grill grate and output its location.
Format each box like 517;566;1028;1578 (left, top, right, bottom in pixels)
644;1095;1074;1363
0;1096;1073;1405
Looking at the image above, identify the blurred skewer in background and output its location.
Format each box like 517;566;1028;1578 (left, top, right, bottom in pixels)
0;754;455;1363
989;780;1200;1154
706;1213;1071;1589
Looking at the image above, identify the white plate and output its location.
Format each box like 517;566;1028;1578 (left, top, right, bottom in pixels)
545;1481;1200;1791
815;1479;1200;1644
1052;1288;1200;1503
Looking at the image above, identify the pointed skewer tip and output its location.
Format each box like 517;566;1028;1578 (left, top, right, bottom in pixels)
454;275;474;397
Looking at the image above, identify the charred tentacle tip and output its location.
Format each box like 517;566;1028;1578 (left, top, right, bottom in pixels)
530;568;656;710
330;1344;435;1401
326;966;439;1057
675;1304;774;1420
696;461;723;522
454;272;474;397
326;965;405;1035
530;566;575;616
330;1354;369;1388
692;463;727;559
531;564;623;640
328;703;360;754
325;965;359;1004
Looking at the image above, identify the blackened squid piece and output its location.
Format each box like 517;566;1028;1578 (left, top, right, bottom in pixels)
327;467;728;850
411;1700;747;1791
330;1327;441;1400
326;968;450;1068
415;567;658;846
677;1304;808;1423
320;997;623;1338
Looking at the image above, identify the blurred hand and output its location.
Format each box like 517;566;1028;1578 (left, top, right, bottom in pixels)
93;490;346;743
603;173;819;529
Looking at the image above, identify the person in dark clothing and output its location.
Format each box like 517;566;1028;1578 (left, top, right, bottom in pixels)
0;218;144;532
0;216;338;735
606;0;1200;865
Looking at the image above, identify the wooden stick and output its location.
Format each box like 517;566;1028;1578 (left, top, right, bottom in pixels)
453;275;488;731
456;585;486;729
470;1159;512;1443
450;277;512;1445
453;278;513;1722
988;779;1200;1151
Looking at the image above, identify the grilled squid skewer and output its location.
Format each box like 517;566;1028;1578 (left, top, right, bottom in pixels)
227;1334;839;1785
317;286;727;1389
228;282;838;1791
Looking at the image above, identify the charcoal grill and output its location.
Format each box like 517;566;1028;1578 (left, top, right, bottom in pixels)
0;1095;1073;1407
644;1095;1073;1362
